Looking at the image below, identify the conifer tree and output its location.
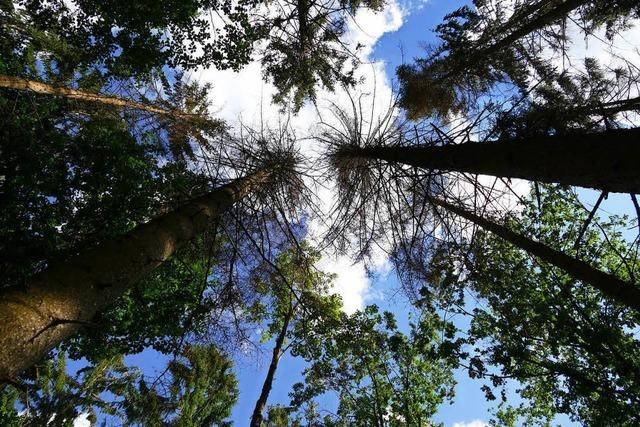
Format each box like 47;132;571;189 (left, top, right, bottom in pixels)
397;0;640;118
0;169;270;381
322;102;640;312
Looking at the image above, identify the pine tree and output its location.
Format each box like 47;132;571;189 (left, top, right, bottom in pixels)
397;0;640;118
0;169;271;381
322;101;640;312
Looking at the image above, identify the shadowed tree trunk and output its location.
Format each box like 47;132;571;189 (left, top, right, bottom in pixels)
586;96;640;116
427;195;640;312
433;0;588;80
399;0;590;117
0;169;271;382
0;75;204;123
473;0;587;63
353;127;640;194
250;303;294;427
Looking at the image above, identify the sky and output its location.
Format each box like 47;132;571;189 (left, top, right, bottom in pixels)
195;1;515;426
197;1;639;424
72;0;640;425
122;3;509;426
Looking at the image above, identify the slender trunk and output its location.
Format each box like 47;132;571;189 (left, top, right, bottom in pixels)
367;365;385;427
439;0;588;79
585;96;640;116
0;75;201;122
0;169;270;381
428;195;640;312
355;127;640;194
479;0;587;60
249;305;293;427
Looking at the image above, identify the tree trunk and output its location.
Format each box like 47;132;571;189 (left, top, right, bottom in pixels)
428;195;640;312
355;127;640;194
437;0;588;80
0;169;270;382
587;96;640;116
249;305;293;427
479;0;587;60
0;75;201;122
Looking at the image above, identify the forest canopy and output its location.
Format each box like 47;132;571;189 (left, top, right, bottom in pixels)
1;0;640;425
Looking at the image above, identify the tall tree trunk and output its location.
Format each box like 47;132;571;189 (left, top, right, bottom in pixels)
354;127;640;194
0;169;270;382
435;0;588;80
478;0;587;60
0;75;203;122
586;96;640;116
249;305;293;427
427;195;640;312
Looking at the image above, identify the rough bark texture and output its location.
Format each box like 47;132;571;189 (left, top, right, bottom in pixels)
0;75;199;121
0;170;270;381
429;195;640;312
249;305;293;427
358;128;640;194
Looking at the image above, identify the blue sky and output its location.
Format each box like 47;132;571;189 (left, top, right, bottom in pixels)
73;1;640;425
226;3;491;425
228;2;530;425
223;2;639;423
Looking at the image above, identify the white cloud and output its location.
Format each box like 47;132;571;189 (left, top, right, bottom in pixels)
317;254;370;314
452;420;488;427
196;1;406;312
73;413;91;427
559;19;640;71
345;2;404;59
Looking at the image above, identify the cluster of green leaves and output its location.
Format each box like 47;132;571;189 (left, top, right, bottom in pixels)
286;304;456;426
232;243;459;427
427;185;640;425
0;353;138;426
263;0;384;111
124;345;238;426
0;345;238;426
247;242;341;343
8;0;263;79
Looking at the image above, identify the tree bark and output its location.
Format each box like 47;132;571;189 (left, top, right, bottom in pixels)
355;127;640;194
428;195;640;312
0;169;270;382
249;305;293;427
0;75;202;122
